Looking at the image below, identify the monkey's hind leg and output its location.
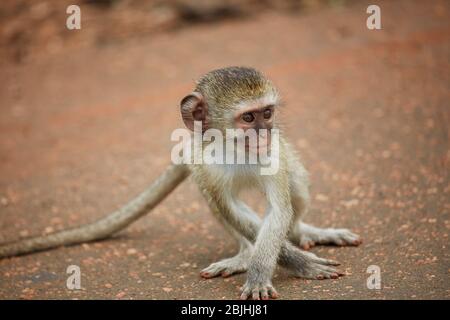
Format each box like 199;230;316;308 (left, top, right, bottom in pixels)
287;159;361;250
200;238;252;279
289;193;362;250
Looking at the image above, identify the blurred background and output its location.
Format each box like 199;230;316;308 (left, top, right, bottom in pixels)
0;0;448;299
1;0;357;64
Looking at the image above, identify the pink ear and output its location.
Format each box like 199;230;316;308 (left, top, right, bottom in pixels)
180;92;209;132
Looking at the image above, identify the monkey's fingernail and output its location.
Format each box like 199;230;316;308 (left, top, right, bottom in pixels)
331;273;339;279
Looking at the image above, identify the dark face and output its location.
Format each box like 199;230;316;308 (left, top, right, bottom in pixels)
234;104;275;153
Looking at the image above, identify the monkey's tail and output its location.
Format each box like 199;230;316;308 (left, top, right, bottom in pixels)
0;164;190;259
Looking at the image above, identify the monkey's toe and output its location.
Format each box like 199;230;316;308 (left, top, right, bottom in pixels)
293;256;344;280
201;256;248;279
305;266;344;280
300;240;315;250
200;271;215;279
327;229;361;247
299;228;362;248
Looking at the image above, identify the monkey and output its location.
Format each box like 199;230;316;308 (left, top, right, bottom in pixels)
0;66;361;300
180;67;361;299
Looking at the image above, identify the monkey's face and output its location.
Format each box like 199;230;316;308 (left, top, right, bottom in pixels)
233;103;275;155
180;67;280;157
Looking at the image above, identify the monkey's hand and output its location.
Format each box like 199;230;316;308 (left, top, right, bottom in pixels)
280;243;344;280
239;259;280;300
240;277;278;300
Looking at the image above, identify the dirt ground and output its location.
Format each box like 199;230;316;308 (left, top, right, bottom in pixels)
0;0;449;299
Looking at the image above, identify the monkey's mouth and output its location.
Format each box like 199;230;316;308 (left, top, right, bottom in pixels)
245;138;271;154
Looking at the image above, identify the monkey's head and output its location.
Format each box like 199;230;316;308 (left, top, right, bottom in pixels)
180;66;280;154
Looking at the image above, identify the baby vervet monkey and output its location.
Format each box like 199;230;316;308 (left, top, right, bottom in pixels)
0;67;361;300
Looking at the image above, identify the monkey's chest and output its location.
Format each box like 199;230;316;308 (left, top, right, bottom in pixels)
195;163;266;194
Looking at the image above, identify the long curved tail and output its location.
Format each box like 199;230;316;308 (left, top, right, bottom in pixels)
0;164;190;258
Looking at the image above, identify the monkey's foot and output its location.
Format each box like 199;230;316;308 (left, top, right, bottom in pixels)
200;252;250;279
240;280;278;300
294;254;345;280
282;247;344;280
298;224;362;250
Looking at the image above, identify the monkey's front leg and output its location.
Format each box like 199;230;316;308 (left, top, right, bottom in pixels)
239;183;293;300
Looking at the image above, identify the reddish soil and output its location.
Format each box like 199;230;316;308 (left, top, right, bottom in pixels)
0;0;448;299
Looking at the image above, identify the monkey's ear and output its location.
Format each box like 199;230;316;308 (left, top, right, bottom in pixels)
180;92;209;132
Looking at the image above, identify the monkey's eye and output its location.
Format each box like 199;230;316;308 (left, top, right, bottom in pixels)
242;113;255;123
263;109;272;119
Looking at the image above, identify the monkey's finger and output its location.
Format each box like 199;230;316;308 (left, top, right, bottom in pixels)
317;272;343;280
200;271;214;279
252;289;261;300
240;287;251;300
319;264;340;274
261;288;269;300
315;265;344;279
268;287;278;299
